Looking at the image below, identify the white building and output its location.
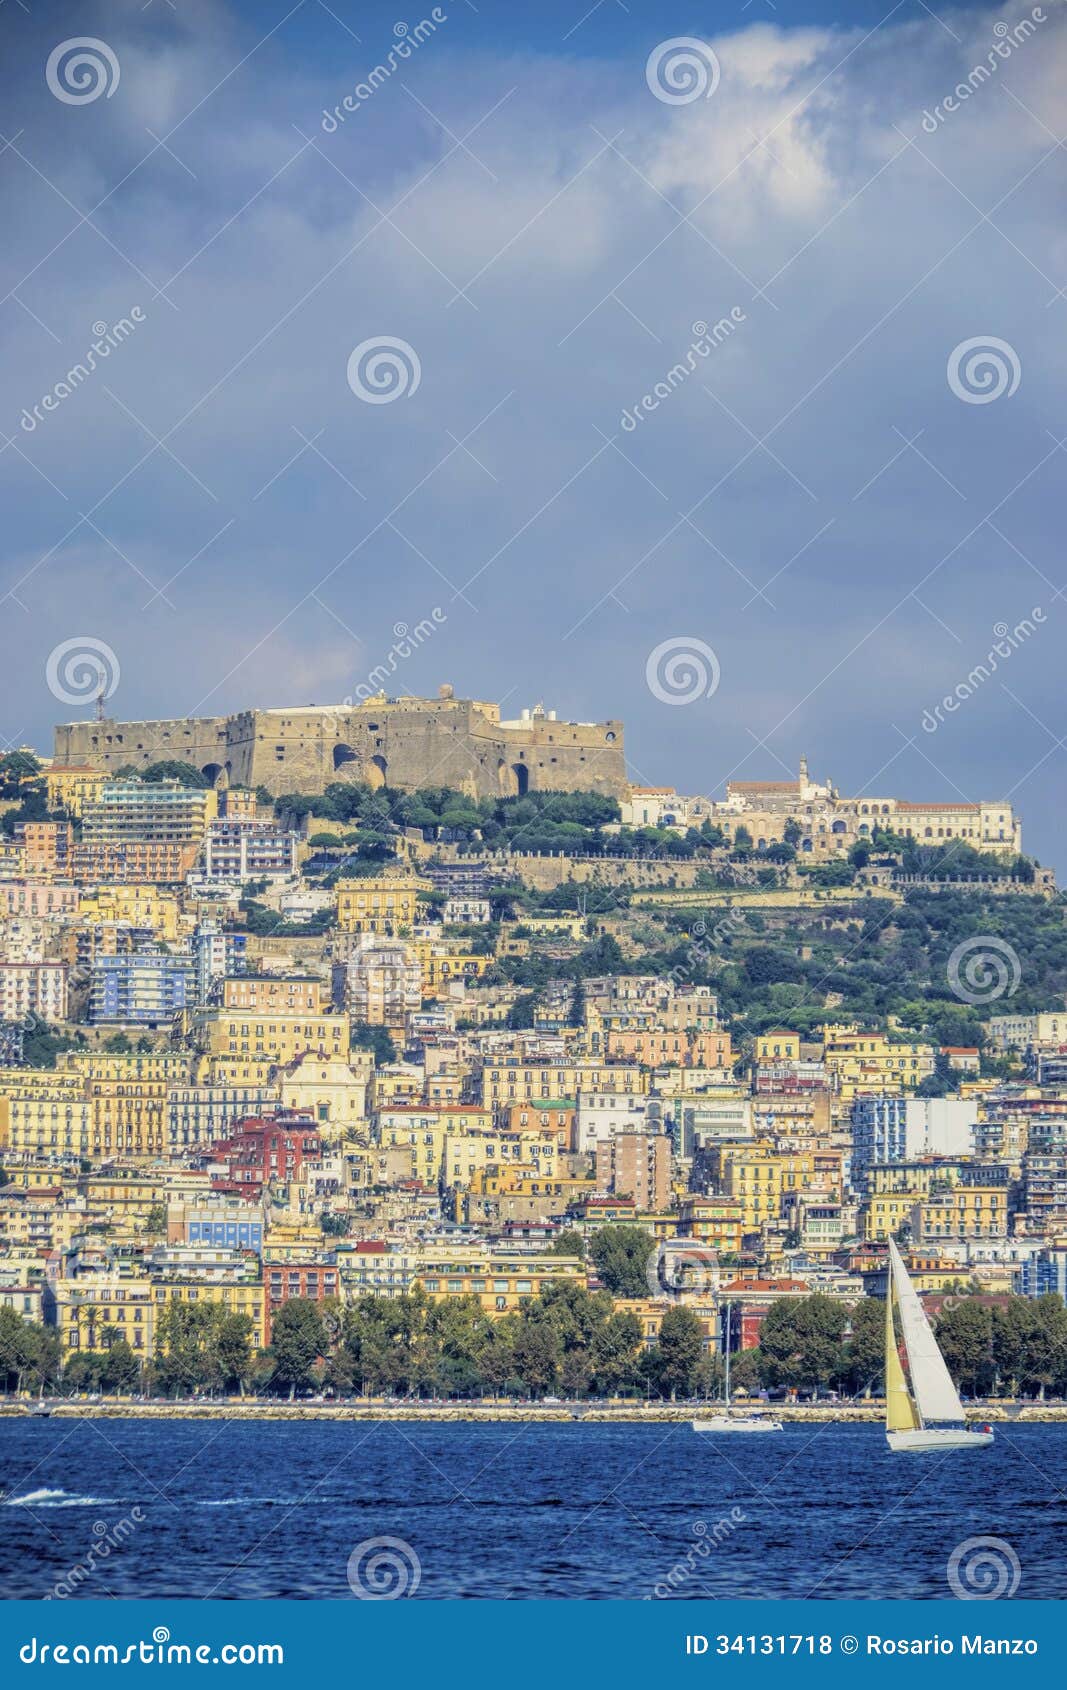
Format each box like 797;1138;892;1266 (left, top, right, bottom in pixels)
443;897;491;925
0;961;68;1024
576;1091;652;1153
988;1011;1067;1051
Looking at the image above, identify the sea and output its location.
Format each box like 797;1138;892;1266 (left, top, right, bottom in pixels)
1;1419;1064;1600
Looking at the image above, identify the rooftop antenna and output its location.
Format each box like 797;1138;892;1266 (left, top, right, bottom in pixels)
95;689;106;722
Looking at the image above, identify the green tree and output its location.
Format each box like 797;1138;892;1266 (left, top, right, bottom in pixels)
932;1299;995;1397
510;1320;560;1397
590;1226;655;1297
269;1300;327;1399
98;1333;140;1395
547;1229;586;1259
651;1306;704;1400
350;1023;397;1065
757;1295;849;1397
842;1298;884;1396
0;1306;39;1393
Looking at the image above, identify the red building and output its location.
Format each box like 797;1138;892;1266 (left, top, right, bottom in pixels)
263;1259;339;1342
206;1112;321;1196
720;1275;811;1349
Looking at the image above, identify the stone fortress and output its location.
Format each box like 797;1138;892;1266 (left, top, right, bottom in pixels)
53;687;629;801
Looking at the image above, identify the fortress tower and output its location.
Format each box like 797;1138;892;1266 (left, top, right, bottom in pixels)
53;688;628;801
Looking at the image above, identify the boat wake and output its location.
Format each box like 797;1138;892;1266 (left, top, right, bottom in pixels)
3;1488;114;1508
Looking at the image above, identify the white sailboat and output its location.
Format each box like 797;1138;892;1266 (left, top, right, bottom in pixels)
692;1299;784;1434
885;1238;993;1452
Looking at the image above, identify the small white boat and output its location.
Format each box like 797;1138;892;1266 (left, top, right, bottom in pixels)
693;1414;784;1434
691;1298;784;1434
884;1238;993;1453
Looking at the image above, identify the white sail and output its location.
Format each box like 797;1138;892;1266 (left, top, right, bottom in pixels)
888;1238;964;1424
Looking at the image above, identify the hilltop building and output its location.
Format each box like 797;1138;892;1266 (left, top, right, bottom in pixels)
55;688;627;801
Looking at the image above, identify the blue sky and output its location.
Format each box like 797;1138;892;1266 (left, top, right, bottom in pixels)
1;0;1065;863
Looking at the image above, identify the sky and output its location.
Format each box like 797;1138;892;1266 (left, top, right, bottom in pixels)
1;0;1065;862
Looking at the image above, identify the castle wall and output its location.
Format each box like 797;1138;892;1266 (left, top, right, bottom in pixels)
54;699;629;801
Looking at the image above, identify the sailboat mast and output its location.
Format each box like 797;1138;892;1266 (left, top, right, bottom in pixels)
723;1298;731;1405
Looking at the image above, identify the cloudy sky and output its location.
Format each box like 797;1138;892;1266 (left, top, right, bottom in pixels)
1;0;1065;861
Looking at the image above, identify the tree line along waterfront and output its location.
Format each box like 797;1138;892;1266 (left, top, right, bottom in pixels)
4;1280;1067;1404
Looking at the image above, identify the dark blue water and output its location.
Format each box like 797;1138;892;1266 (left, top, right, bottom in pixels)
1;1419;1063;1600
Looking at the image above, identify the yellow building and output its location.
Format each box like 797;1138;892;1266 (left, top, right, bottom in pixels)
54;1274;157;1356
412;1247;585;1312
54;1276;265;1355
910;1184;1008;1243
376;1107;494;1185
0;1072;93;1159
277;1053;369;1138
443;1128;560;1188
712;1146;817;1233
755;1030;801;1063
414;940;492;999
822;1024;935;1098
676;1196;745;1255
480;1061;644;1108
193;1007;350;1066
46;765;108;818
335;873;426;934
614;1297;720;1350
77;885;181;941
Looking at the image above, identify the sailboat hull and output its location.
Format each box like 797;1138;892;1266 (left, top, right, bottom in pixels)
692;1416;784;1434
886;1427;993;1452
